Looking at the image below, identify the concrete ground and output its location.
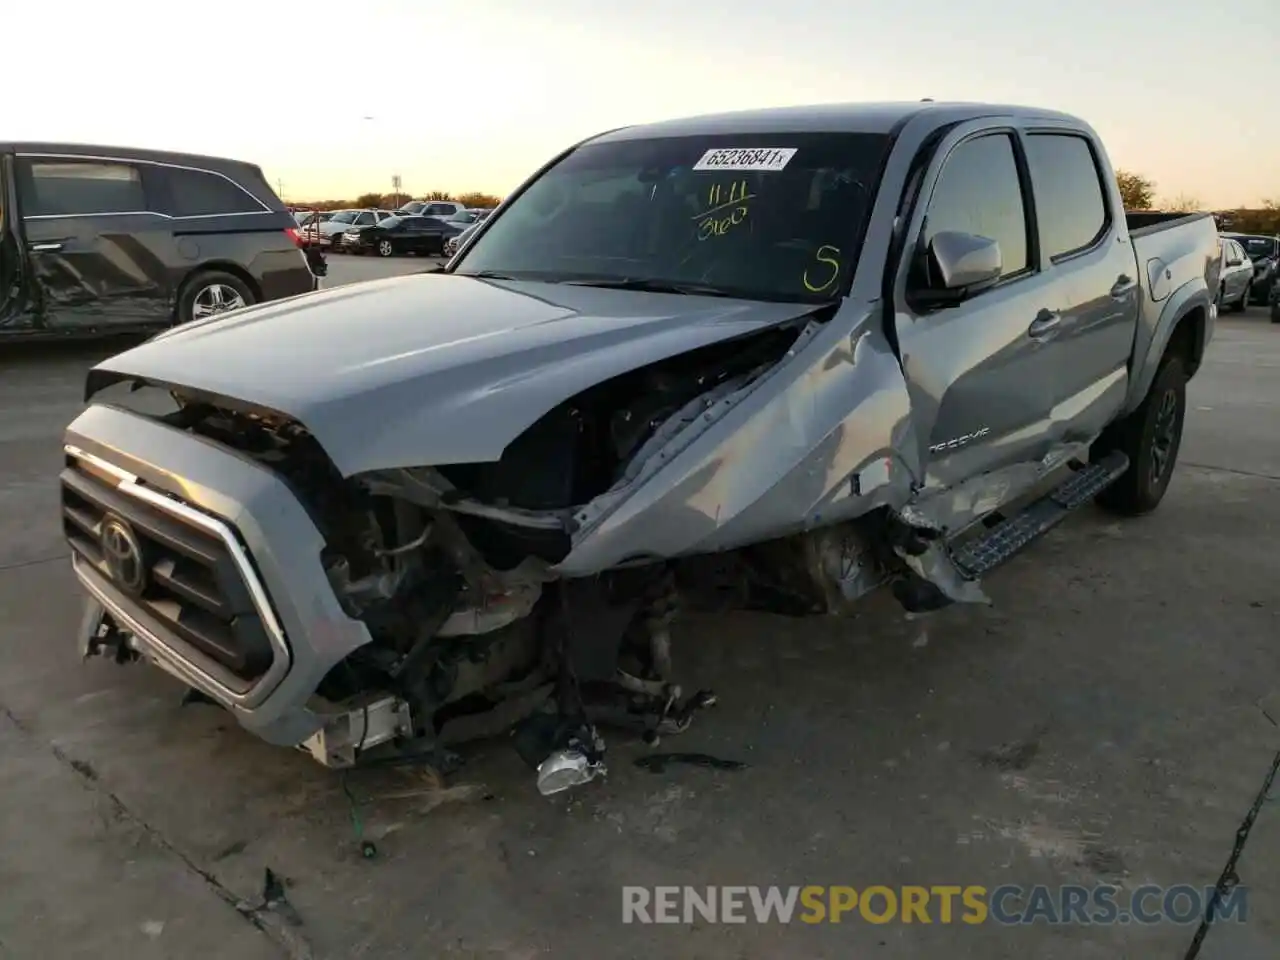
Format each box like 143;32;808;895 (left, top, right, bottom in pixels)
1;262;1277;958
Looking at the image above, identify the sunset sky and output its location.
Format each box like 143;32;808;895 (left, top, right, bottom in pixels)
11;0;1277;207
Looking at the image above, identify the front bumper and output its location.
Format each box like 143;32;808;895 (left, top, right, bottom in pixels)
62;404;372;746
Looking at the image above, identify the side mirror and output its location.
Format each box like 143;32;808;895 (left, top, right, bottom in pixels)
913;231;1003;307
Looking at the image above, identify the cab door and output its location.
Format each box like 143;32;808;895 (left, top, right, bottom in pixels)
1021;129;1140;444
14;155;172;331
891;122;1066;526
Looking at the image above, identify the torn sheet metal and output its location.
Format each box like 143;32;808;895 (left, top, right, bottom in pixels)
556;305;919;575
894;537;990;607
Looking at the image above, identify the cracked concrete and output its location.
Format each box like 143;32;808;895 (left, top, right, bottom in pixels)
0;287;1277;959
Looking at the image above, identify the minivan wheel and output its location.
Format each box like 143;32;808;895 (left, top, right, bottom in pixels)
178;271;255;326
378;239;395;257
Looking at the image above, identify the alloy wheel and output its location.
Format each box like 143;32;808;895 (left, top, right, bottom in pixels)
1148;388;1179;485
192;283;247;320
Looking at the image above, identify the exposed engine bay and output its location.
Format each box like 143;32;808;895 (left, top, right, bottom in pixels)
91;318;910;791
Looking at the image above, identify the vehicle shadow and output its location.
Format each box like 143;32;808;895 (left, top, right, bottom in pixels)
0;333;150;371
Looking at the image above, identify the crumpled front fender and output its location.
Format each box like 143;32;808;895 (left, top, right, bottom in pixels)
555;302;920;576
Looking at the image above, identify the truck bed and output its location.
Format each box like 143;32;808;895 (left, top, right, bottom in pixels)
1125;210;1213;238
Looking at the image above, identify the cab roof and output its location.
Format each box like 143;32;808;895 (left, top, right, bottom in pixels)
591;101;1083;143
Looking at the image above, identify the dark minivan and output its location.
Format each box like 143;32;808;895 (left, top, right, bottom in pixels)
0;143;320;340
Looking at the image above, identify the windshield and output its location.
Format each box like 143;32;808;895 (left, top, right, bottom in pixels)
399;201;426;214
1232;236;1278;260
379;216;404;228
445;211;476;224
452;132;890;301
330;211;357;224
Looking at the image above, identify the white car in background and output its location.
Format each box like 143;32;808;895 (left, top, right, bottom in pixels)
396;200;467;220
1217;236;1253;313
303;209;395;249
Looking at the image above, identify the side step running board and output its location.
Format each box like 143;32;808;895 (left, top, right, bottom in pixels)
947;451;1130;581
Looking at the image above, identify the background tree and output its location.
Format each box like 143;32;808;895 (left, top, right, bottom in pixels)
424;190;453;201
1162;194;1202;213
456;191;503;209
354;191;384;208
1115;170;1155;210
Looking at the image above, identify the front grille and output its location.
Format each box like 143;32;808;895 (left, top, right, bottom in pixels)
61;453;277;682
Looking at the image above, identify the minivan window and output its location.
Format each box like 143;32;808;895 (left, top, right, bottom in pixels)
453;131;891;302
923;133;1029;276
165;168;263;217
18;159;147;217
1025;133;1109;260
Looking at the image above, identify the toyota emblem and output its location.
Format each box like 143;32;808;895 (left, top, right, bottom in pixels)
100;516;147;594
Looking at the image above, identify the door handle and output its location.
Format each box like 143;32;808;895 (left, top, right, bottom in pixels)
1028;309;1061;338
1110;274;1136;298
29;242;64;252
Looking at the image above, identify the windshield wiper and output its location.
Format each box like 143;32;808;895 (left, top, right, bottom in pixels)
561;278;743;298
466;270;521;281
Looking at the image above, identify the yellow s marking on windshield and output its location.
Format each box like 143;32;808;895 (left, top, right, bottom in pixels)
803;245;842;293
695;180;754;240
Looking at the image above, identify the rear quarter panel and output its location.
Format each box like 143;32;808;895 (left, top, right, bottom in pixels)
1124;214;1219;411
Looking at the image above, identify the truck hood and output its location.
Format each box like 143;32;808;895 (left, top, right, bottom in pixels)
88;273;819;477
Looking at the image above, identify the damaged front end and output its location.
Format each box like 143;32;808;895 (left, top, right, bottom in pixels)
68;284;947;790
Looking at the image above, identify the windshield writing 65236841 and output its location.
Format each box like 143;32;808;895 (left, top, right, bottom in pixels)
695;180;755;240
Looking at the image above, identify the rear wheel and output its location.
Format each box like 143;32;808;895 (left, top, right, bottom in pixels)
1092;356;1186;516
1271;300;1280;324
177;271;255;326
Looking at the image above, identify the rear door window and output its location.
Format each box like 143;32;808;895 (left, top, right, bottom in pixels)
18;159;147;217
1025;134;1110;261
163;167;265;217
924;133;1030;277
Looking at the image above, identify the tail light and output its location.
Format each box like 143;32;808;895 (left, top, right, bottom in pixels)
285;226;302;247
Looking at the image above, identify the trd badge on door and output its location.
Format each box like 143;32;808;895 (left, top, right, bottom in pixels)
929;426;991;454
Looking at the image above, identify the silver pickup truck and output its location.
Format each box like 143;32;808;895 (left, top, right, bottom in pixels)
62;101;1220;791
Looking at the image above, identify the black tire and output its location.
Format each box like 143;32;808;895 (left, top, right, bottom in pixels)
1271;302;1280;324
1092;357;1186;516
176;270;255;326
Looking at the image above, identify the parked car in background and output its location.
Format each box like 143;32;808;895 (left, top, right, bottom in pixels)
1221;232;1279;304
0;141;316;339
396;199;466;219
443;220;481;258
62;102;1218;785
1217;236;1253;312
302;208;395;250
441;208;493;229
294;209;330;229
342;215;461;256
